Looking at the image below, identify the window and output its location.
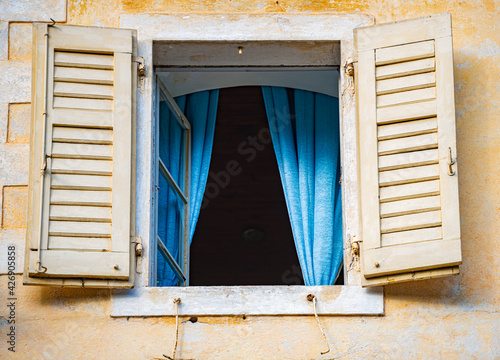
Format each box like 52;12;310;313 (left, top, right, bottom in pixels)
23;14;461;316
153;71;344;287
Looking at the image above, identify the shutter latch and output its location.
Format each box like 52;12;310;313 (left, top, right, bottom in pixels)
447;147;456;176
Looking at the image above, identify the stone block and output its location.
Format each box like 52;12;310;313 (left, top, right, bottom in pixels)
0;0;66;22
1;185;28;229
0;21;8;60
8;22;32;61
0;228;25;274
7;103;30;143
0;61;31;103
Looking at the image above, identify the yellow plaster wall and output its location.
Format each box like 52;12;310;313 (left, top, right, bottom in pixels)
0;0;499;359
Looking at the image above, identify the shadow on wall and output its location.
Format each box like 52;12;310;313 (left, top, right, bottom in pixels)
384;49;497;310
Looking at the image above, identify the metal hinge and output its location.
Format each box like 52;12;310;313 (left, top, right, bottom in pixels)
351;235;362;256
135;242;143;257
133;235;143;257
344;57;356;77
133;235;143;274
135;57;146;77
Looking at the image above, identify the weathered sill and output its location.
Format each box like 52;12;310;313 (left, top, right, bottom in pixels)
111;285;383;317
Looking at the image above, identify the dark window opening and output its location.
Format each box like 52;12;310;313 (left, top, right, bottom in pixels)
190;86;344;286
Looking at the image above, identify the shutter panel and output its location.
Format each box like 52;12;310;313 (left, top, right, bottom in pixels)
24;24;136;287
355;14;461;287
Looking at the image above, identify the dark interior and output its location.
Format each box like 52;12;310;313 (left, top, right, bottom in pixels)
189;86;343;286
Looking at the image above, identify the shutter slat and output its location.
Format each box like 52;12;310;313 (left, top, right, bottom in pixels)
378;149;439;171
377;100;437;124
381;226;442;247
49;205;111;223
54;66;113;85
379;132;437;155
379;180;440;203
53;96;112;111
52;109;113;128
381;210;442;233
51;158;113;176
380;195;440;218
50;190;112;207
53;127;113;145
52;143;113;160
376;40;434;65
379;164;440;187
48;236;111;251
51;174;112;191
377;87;436;108
54;82;113;100
48;221;111;237
378;117;437;140
376;57;435;80
356;14;461;286
54;51;114;69
376;72;435;95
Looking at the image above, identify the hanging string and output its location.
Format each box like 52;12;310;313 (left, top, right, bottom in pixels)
307;294;330;355
164;298;182;360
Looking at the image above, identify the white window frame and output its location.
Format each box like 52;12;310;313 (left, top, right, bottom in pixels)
153;80;191;287
111;13;384;317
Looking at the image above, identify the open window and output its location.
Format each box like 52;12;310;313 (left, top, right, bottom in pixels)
153;72;343;287
24;15;461;299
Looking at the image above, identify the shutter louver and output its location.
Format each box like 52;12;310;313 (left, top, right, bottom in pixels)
24;25;136;287
355;14;462;286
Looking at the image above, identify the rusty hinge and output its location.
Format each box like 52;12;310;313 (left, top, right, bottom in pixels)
133;235;143;274
133;235;143;257
351;235;362;256
135;56;146;77
344;57;355;77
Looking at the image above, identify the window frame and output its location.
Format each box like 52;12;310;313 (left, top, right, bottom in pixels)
153;78;191;287
111;13;384;316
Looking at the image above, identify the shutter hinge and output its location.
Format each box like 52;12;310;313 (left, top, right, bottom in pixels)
351;235;362;256
133;235;143;257
133;235;143;274
135;242;143;257
344;57;356;78
135;56;146;77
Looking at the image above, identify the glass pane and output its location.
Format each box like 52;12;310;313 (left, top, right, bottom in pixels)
157;170;184;286
159;99;185;191
157;246;180;287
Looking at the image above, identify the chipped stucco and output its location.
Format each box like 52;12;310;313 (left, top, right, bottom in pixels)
0;0;499;359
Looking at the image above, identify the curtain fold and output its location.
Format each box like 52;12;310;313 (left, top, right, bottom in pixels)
177;90;220;242
157;89;219;286
262;86;343;286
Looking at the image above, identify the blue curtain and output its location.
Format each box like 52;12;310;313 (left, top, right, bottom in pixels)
157;90;219;286
262;86;343;286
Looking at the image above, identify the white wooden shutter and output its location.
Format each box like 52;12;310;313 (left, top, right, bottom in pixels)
24;24;136;288
355;14;461;286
